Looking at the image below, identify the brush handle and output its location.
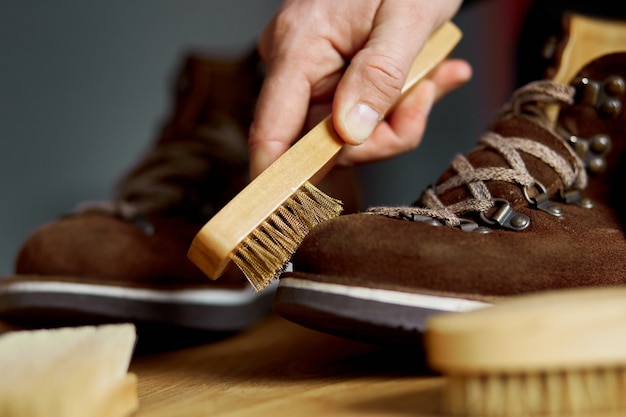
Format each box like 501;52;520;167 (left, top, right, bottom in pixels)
189;21;462;279
426;287;626;372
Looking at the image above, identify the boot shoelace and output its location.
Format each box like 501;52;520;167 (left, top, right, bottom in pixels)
367;80;589;233
70;116;248;235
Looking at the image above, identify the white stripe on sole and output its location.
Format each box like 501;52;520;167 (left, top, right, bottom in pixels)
1;279;277;306
279;277;490;312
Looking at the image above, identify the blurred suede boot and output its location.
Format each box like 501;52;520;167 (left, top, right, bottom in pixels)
0;51;275;332
273;52;626;345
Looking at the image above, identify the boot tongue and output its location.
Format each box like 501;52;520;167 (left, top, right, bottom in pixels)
420;114;583;216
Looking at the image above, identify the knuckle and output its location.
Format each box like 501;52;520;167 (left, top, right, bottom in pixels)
271;9;298;38
354;54;405;105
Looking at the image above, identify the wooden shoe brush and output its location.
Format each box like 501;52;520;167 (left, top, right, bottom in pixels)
188;21;463;292
425;287;626;416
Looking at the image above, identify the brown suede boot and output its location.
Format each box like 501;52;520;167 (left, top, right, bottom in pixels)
0;51;276;333
273;53;626;345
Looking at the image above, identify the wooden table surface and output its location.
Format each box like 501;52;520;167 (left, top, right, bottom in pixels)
130;313;443;417
1;315;621;417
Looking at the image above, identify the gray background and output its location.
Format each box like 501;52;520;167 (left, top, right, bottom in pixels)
0;0;519;275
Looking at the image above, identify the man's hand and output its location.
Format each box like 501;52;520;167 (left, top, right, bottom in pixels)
249;0;470;178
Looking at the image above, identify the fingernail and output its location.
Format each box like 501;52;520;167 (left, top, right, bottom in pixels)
343;103;380;144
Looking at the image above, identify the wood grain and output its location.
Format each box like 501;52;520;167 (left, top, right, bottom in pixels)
0;315;621;416
130;314;443;417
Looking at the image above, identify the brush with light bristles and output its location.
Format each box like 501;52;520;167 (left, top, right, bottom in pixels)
187;21;462;292
425;287;626;416
424;13;626;416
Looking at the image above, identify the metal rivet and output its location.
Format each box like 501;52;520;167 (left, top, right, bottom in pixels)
131;214;155;236
426;219;443;227
473;226;492;234
546;204;563;216
569;136;588;158
600;98;622;117
578;198;595;209
510;215;530;229
588;157;606;174
605;76;626;95
578;77;600;105
590;134;611;154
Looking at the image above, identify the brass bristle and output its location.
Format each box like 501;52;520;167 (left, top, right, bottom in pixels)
444;367;626;416
232;182;343;292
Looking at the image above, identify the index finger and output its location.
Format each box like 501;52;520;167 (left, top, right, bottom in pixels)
248;62;311;179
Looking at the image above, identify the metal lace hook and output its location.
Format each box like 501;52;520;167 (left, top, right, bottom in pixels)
523;181;563;217
479;198;530;231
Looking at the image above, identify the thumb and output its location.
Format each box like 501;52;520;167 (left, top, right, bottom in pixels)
333;4;442;145
334;52;406;145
